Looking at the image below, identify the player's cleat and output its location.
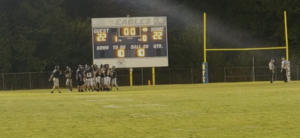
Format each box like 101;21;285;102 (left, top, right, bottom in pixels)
59;91;62;93
117;88;119;91
51;91;54;93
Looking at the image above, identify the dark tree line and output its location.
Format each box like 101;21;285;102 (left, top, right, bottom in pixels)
0;0;300;73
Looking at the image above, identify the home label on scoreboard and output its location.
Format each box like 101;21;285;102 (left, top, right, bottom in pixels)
92;17;168;68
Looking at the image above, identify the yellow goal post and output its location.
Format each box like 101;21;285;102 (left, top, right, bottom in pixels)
202;11;290;83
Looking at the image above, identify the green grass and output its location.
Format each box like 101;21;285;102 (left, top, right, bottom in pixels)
1;82;300;138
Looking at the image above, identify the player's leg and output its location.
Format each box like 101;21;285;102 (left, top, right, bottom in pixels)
66;79;69;88
102;77;105;90
104;77;109;91
67;79;72;92
51;86;55;93
82;80;86;92
51;78;57;93
70;79;73;91
100;77;104;91
284;69;287;82
89;79;92;91
79;83;84;92
86;79;90;91
285;69;288;82
98;76;101;89
114;78;119;90
111;78;119;91
52;78;61;93
282;69;287;82
107;77;111;91
270;70;273;83
57;86;61;93
67;79;70;91
56;79;61;93
90;79;93;91
110;78;113;90
103;77;107;90
77;80;80;92
95;77;100;90
66;79;70;92
91;78;96;91
93;78;97;90
96;76;101;91
77;80;84;92
83;78;87;91
93;78;98;91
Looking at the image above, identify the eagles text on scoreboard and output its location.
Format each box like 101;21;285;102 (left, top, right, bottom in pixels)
92;17;168;68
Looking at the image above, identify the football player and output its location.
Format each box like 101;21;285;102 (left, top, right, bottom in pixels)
99;64;105;91
85;65;95;91
110;66;119;91
83;64;89;91
76;65;85;92
48;66;62;93
104;64;111;91
65;66;73;92
93;64;101;91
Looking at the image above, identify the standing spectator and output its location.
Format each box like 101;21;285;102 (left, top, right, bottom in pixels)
269;58;275;83
281;57;288;83
65;66;73;92
110;66;119;91
76;65;85;92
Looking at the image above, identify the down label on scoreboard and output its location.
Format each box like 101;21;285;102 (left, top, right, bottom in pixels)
92;17;168;68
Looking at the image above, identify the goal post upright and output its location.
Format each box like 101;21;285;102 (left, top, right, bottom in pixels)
202;13;209;83
203;12;207;62
284;11;289;60
202;11;290;83
284;11;291;81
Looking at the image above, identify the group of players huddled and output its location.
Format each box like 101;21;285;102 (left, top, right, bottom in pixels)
49;64;118;93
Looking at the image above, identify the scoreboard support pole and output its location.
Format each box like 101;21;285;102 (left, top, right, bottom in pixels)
130;68;133;86
152;67;156;85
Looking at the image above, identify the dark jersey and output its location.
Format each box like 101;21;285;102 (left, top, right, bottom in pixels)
76;69;84;80
52;70;61;78
100;68;105;77
65;70;72;79
105;68;110;77
95;69;100;77
85;70;94;79
111;70;117;78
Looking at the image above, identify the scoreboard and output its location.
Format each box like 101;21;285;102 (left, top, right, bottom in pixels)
92;17;168;68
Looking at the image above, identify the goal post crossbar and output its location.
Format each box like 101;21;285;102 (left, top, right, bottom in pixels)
206;46;286;51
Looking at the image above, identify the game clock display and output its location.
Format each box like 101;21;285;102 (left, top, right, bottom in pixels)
93;26;167;58
92;17;168;68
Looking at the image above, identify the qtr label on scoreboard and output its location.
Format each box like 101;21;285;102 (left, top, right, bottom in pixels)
92;17;168;68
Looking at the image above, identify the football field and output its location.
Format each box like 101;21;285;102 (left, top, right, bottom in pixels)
1;82;300;138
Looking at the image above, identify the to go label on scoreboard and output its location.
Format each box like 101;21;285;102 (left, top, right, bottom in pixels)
113;45;126;50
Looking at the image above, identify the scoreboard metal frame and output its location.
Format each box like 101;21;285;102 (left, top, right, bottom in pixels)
91;16;168;68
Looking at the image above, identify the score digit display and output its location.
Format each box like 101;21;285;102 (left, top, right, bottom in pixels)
120;27;140;36
96;33;107;42
92;17;168;68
